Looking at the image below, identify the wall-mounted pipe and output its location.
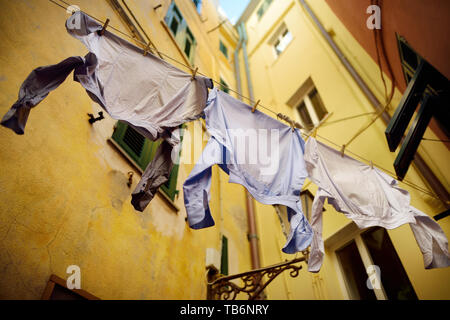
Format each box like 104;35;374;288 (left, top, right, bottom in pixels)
234;24;245;95
299;0;387;121
299;0;450;208
240;22;256;102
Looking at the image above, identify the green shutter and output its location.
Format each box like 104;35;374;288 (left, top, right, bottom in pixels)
164;1;175;28
220;236;229;275
160;125;186;201
165;2;196;64
160;162;180;201
219;40;228;58
112;121;154;171
219;78;229;93
112;121;183;201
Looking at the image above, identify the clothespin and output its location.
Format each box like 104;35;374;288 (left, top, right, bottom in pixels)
99;18;110;36
340;144;346;157
370;160;374;169
143;43;151;56
290;120;295;132
305;127;316;141
191;67;198;80
251;100;260;113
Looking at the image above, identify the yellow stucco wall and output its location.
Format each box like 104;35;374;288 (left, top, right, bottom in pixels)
0;0;448;301
0;0;253;299
242;0;449;299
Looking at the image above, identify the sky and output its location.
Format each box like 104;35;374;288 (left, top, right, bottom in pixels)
219;0;251;25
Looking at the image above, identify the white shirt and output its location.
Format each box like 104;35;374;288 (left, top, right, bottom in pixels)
304;137;450;272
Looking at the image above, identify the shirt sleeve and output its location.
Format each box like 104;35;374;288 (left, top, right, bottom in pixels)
131;139;175;212
183;137;224;229
307;191;327;273
1;56;84;134
409;206;450;269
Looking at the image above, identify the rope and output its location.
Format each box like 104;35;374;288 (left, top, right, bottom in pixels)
341;0;397;151
321;112;376;127
45;0;441;201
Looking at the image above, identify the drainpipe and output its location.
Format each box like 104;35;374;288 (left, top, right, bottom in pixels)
299;0;387;122
234;24;244;95
241;22;256;102
299;0;450;208
235;23;262;270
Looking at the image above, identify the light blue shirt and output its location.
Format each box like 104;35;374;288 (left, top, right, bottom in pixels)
183;88;313;253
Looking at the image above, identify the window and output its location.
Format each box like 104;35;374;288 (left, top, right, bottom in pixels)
165;2;197;64
295;86;328;132
219;78;230;94
112;121;181;201
257;0;273;20
41;275;100;300
220;236;229;275
300;190;314;221
219;40;228;59
397;35;421;86
192;0;202;13
274;205;290;239
272;28;292;57
361;228;418;300
274;190;318;239
336;227;417;300
184;27;195;58
336;240;377;300
385;35;449;180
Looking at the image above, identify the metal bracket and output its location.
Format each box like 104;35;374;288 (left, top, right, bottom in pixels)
206;251;308;300
87;111;105;124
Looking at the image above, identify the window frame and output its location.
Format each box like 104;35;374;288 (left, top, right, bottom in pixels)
219;40;229;59
273;189;321;240
165;2;197;64
111;121;183;202
41;274;100;300
335;235;387;300
294;86;329;133
300;190;314;221
332;227;417;300
220;235;229;276
219;77;230;94
192;0;202;14
257;0;273;20
271;27;293;58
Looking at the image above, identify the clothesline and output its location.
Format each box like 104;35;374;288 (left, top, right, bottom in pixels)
312;134;438;198
320;112;376;126
51;0;278;116
47;0;441;201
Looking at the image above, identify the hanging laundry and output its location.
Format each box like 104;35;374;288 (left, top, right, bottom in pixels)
183;88;313;254
0;56;85;134
1;11;213;211
304;137;450;272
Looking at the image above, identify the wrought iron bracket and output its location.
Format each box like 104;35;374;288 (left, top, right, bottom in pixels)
88;111;105;124
207;250;309;300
